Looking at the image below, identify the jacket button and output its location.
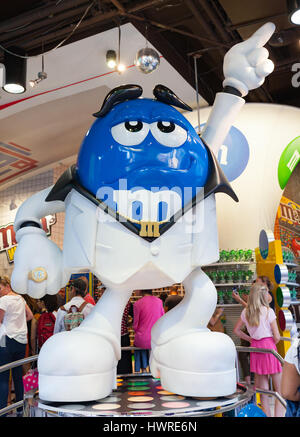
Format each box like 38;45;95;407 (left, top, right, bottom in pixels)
150;246;160;256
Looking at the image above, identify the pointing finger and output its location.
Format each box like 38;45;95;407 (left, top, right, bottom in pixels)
249;22;276;47
233;22;276;54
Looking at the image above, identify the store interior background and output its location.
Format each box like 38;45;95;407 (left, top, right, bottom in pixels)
0;0;299;361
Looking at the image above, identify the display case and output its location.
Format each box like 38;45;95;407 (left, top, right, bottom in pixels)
203;249;256;307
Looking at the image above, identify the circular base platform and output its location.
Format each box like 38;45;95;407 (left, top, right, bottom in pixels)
24;376;254;417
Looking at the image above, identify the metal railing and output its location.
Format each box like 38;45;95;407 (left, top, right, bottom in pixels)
0;344;290;416
236;346;286;409
236;346;285;365
0;355;38;416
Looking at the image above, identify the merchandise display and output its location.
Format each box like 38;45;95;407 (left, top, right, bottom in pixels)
256;229;300;357
9;23;276;403
219;250;253;263
204;249;255;308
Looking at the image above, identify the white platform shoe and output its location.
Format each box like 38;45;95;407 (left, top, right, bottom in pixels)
150;330;237;397
37;329;118;402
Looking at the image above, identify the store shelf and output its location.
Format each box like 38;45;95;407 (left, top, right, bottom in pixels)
214;282;253;287
216;304;243;308
203;262;255;267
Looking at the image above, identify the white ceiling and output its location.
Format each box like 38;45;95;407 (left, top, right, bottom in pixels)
0;23;207;190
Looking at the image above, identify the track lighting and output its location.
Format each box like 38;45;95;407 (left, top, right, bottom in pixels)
29;54;47;88
287;0;300;25
3;47;27;94
106;50;117;69
29;71;47;88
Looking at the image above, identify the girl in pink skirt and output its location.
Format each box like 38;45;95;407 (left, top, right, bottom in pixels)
234;283;285;417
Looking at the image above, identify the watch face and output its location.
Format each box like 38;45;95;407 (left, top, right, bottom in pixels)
31;267;47;283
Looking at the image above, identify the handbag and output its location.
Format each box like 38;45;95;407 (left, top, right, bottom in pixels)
23;368;39;393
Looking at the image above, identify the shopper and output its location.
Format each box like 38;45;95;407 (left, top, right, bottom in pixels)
0;276;33;416
29;298;47;356
164;295;182;312
255;276;275;311
159;292;169;306
54;279;94;333
117;300;133;375
232;290;251;384
208;307;225;333
281;337;300;416
23;295;41;358
34;295;59;353
233;283;284;417
133;289;164;372
78;276;96;305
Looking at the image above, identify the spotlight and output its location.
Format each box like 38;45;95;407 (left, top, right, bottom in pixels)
287;0;300;24
29;71;47;88
117;63;126;73
29;55;47;88
3;47;27;94
106;50;117;69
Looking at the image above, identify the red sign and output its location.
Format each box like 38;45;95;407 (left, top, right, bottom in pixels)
0;215;56;263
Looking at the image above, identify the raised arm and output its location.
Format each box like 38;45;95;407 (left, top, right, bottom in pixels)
201;22;275;156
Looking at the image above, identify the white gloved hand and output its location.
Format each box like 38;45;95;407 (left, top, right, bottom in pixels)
223;22;275;97
11;226;69;299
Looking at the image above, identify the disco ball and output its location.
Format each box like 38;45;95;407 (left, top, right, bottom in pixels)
135;47;160;74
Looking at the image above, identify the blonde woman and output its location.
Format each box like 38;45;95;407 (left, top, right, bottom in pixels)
0;276;33;416
234;283;284;417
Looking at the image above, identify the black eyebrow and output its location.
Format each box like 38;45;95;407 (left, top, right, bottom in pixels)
153;84;193;112
93;84;143;118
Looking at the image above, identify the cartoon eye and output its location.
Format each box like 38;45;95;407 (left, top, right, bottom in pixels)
111;121;149;146
150;121;187;147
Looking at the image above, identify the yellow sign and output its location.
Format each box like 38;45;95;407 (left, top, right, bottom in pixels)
277;196;300;226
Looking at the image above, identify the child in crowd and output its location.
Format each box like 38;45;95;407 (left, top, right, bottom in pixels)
234;283;285;417
255;275;275;311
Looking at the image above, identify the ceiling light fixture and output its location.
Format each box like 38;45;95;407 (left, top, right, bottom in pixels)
29;54;47;87
135;25;160;74
117;24;126;74
287;0;300;25
3;47;27;94
117;63;126;72
106;50;117;69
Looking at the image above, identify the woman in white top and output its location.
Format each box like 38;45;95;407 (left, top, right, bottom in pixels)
281;337;300;416
0;276;33;415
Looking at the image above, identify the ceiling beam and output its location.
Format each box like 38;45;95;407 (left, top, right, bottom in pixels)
228;13;287;30
0;0;166;55
0;0;91;33
0;4;91;44
109;0;125;13
197;0;233;42
124;12;230;48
